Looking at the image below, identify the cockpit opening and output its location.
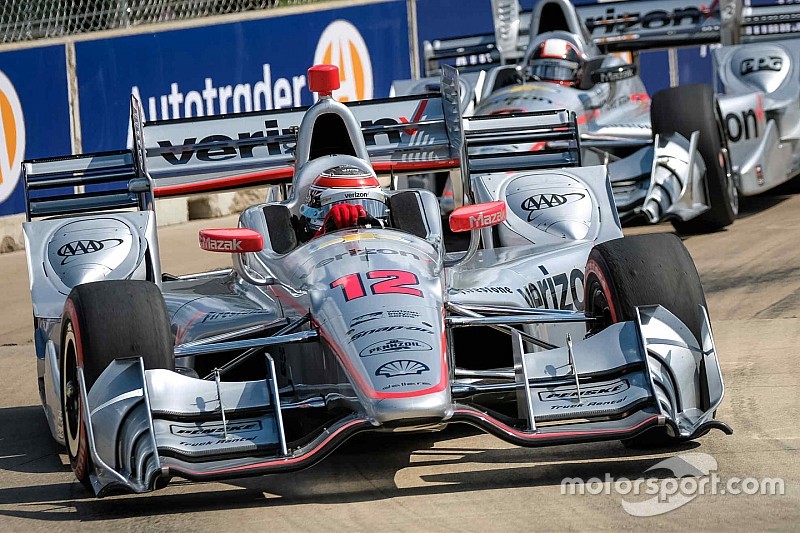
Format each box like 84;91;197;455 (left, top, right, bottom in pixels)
309;113;358;160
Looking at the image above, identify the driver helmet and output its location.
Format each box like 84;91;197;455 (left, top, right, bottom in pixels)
299;165;388;235
528;38;584;87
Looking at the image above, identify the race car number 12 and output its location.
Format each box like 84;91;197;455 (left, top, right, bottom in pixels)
330;270;423;301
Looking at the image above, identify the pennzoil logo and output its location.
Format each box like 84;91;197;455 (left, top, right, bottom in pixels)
313;20;373;102
0;70;25;204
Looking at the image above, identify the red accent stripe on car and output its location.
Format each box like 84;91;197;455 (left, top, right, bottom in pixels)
455;408;661;440
312;176;381;188
153;159;461;197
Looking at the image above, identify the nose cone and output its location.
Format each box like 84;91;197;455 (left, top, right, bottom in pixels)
301;230;452;426
317;304;452;426
370;390;453;425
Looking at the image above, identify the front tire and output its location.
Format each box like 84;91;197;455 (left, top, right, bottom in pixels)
584;234;708;448
651;84;738;233
60;280;174;488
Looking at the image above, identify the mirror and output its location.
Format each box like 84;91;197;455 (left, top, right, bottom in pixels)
590;63;637;84
199;228;273;286
199;228;263;253
449;201;507;232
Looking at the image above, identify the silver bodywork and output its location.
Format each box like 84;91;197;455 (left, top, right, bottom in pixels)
715;40;800;194
23;65;729;497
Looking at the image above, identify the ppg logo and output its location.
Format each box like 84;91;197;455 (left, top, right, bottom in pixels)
0;70;25;205
740;56;783;75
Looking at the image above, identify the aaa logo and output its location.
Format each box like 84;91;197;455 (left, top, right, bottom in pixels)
313;20;373;102
0;70;24;204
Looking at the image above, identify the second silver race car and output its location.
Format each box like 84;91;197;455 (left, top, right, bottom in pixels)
394;0;800;233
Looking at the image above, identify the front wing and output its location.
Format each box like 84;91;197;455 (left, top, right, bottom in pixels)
79;305;728;496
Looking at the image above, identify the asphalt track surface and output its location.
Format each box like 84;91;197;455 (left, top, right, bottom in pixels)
1;185;799;531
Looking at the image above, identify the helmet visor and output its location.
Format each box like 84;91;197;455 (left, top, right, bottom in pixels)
529;60;579;82
301;196;389;232
322;198;389;221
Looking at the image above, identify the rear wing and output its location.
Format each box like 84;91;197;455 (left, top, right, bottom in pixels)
22;150;151;220
140;94;458;197
739;0;800;42
22;66;580;220
23;94;455;219
464;111;580;174
423;0;800;76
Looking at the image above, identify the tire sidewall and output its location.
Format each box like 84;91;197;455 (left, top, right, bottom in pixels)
61;298;90;484
585;255;620;328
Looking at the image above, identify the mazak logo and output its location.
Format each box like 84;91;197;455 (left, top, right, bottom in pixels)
56;238;124;265
200;235;242;252
520;193;585;220
468;211;504;229
597;67;636;83
0;70;25;204
359;338;433;358
740;56;783;75
313;20;373;102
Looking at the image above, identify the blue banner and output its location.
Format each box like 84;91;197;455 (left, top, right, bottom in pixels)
76;1;410;152
415;0;536;46
0;45;72;217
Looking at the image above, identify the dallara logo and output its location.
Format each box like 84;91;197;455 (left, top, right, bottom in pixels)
313;20;373;102
0;70;24;205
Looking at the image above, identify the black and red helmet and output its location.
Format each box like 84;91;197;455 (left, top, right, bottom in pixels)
528;38;584;86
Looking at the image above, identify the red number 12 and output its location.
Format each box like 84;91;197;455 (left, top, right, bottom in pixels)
330;270;423;301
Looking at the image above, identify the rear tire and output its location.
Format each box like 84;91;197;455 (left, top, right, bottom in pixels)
651;84;738;233
584;234;708;448
60;280;174;489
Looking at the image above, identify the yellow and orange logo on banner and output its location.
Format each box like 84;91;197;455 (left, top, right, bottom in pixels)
0;70;24;204
313;20;373;102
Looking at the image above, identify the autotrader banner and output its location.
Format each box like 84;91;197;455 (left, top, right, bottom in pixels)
75;0;410;152
0;45;72;217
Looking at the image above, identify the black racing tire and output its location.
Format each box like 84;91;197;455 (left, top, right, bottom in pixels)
651;84;738;233
60;280;174;489
584;234;708;449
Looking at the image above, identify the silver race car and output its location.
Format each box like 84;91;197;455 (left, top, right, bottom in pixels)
395;0;800;232
22;64;729;497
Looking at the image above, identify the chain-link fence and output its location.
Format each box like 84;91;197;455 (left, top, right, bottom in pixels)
0;0;329;44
